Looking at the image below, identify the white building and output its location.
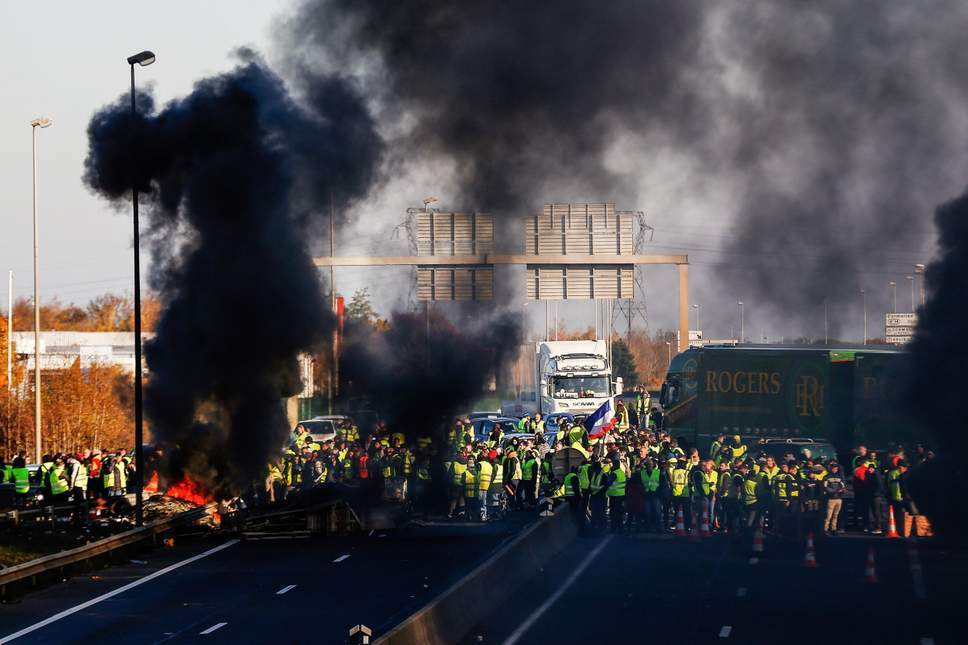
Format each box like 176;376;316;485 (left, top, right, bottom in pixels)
11;331;153;373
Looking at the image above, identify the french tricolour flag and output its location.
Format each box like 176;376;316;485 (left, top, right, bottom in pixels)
584;399;616;440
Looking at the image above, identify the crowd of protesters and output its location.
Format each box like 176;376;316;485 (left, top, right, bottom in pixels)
1;448;136;509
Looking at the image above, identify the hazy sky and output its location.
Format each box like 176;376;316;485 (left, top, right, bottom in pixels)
0;1;942;343
0;1;289;308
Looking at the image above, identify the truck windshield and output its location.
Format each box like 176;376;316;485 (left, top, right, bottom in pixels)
552;376;609;398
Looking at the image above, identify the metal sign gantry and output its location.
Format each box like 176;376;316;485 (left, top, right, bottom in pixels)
312;252;690;352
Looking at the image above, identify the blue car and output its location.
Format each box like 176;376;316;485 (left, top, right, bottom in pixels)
543;413;575;432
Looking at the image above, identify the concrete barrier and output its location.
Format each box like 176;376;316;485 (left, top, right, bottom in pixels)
374;505;579;645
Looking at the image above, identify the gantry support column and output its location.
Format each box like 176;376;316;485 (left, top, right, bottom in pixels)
678;263;689;354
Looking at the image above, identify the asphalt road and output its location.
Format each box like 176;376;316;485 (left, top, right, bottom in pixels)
0;517;528;644
463;529;965;645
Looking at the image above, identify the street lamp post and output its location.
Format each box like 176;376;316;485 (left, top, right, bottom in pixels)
889;281;896;313
860;289;867;345
907;276;914;311
738;300;744;343
692;303;700;340
127;49;155;527
915;264;925;307
30;117;52;464
665;341;671;365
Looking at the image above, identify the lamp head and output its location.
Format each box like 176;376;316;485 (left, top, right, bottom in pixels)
30;117;52;128
127;50;156;66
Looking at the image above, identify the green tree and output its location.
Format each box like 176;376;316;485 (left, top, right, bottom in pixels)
611;339;640;386
345;288;378;325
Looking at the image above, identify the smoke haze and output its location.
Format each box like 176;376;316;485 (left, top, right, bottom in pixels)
286;0;968;336
84;52;382;494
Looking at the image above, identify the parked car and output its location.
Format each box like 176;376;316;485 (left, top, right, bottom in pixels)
294;418;339;445
543;412;575;432
472;416;521;441
468;411;501;421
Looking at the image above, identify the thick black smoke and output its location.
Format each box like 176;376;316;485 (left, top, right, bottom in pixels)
286;1;968;333
84;53;382;495
340;312;522;437
906;190;968;543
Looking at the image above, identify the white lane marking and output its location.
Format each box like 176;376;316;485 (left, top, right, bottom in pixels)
333;554;350;563
719;625;732;638
748;557;759;565
907;542;928;600
0;539;239;644
920;638;935;645
736;587;747;598
276;584;297;595
199;623;227;635
503;536;612;645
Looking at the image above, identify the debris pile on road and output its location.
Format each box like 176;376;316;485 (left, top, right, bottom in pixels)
143;495;219;529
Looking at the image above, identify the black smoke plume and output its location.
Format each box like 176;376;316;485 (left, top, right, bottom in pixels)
340;312;522;437
906;190;968;544
84;52;382;495
286;1;968;333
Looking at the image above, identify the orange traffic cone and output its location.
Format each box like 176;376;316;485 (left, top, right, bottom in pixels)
701;505;712;538
886;505;900;539
752;523;764;554
865;547;878;583
804;532;818;568
675;508;686;537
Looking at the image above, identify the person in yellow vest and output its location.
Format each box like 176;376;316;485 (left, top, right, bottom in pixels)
10;455;31;503
615;400;630;434
671;457;692;532
476;453;495;522
562;465;585;531
605;457;627;532
589;459;609;533
463;456;479;520
488;452;505;520
731;435;748;461
447;454;469;519
265;461;283;503
639;457;661;533
48;458;71;503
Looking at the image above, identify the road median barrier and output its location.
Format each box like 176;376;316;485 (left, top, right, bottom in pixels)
374;504;579;645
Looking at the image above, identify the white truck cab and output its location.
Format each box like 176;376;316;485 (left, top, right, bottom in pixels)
535;340;620;415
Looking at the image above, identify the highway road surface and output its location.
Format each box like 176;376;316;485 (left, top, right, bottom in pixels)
0;518;526;644
463;530;964;645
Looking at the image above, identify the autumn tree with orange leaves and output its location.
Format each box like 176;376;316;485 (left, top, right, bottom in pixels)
0;292;152;459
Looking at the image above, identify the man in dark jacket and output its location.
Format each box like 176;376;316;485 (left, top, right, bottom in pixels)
866;462;886;534
822;462;847;535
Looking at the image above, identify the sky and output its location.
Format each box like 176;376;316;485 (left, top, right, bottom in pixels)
0;1;288;311
0;1;942;344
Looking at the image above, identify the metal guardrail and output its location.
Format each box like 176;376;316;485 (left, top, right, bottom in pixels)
0;503;214;595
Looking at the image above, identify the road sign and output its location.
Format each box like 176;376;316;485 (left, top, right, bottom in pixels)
886;312;917;327
885;312;917;345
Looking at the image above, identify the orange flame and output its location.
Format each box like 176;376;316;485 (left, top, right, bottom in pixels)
165;476;213;505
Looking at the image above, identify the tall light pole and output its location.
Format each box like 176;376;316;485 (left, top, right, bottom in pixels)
860;289;867;345
907;275;914;311
738;300;744;343
915;263;925;307
30;117;52;464
692;303;700;338
665;341;671;365
889;281;896;313
127;49;155;527
6;270;12;393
